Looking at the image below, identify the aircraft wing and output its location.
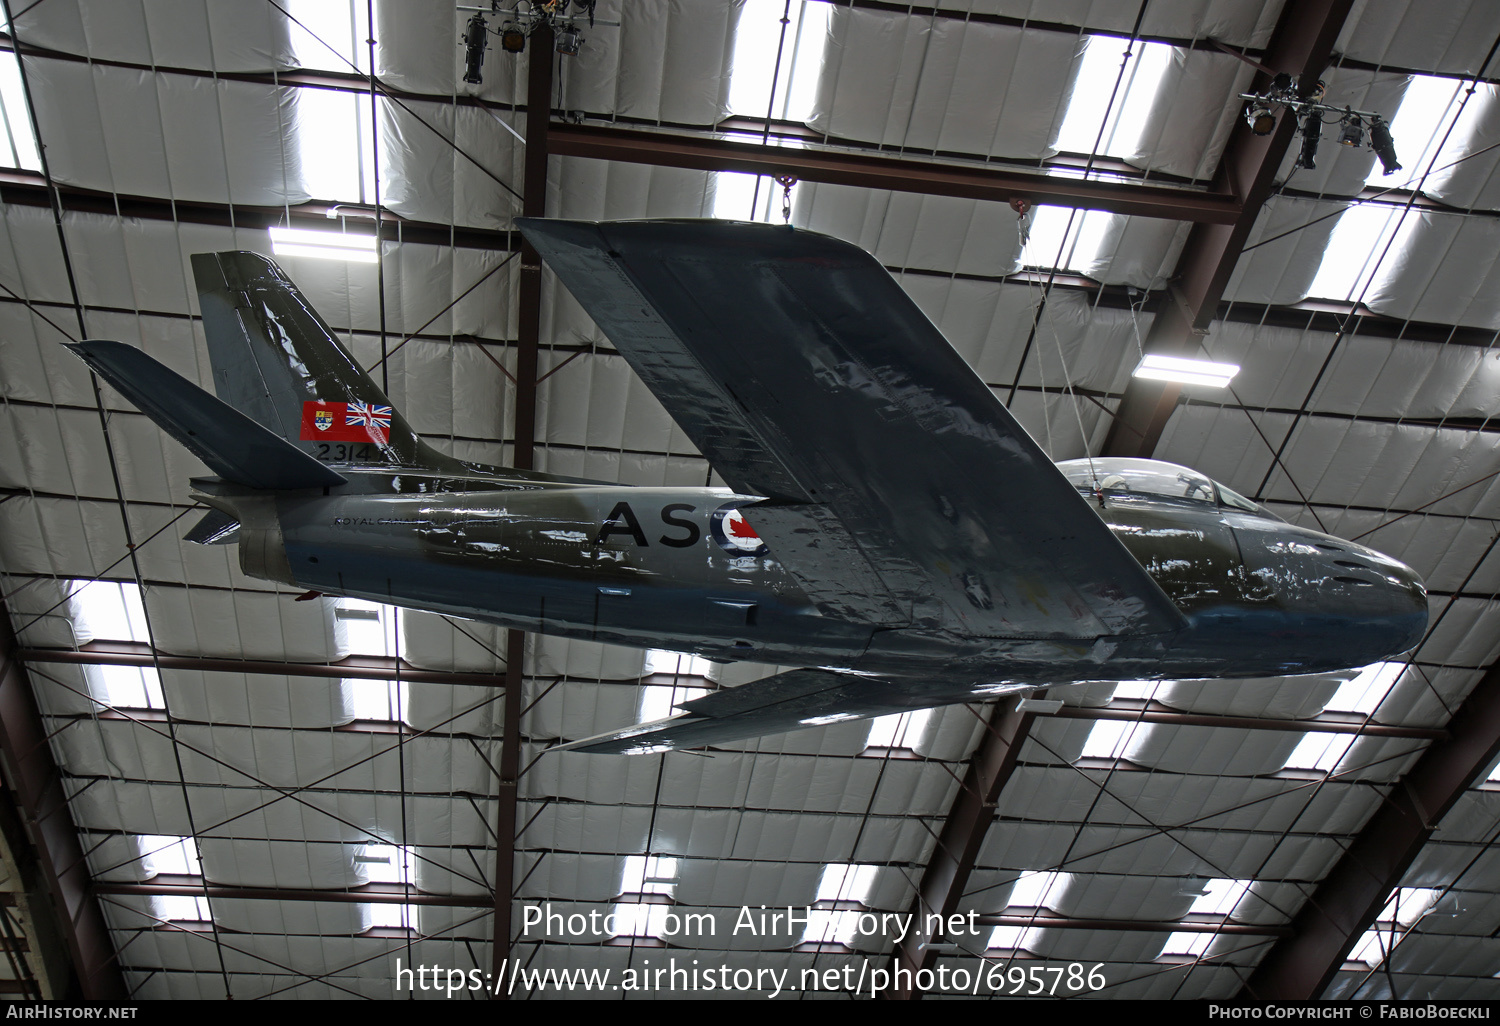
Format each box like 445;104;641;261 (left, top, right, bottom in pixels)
551;668;996;755
519;218;1186;640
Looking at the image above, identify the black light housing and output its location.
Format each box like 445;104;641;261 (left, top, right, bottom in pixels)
462;13;488;85
1298;112;1321;170
1371;119;1401;175
501;23;526;53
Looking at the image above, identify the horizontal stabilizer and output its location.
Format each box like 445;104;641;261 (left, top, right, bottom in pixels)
551;668;981;755
66;340;346;491
183;508;240;545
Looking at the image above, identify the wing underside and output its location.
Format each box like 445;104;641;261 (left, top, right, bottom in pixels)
520;218;1186;641
551;669;1020;755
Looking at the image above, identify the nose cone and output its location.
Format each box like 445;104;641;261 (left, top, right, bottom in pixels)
1340;541;1429;652
1228;520;1428;670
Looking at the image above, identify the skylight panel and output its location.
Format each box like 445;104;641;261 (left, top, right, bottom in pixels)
1305;202;1412;302
355;842;412;885
153;895;212;923
0;47;39;171
727;0;831;122
988;871;1066;951
293;86;379;205
814;863;877;903
139;836;202;878
345;678;408;723
802;864;877;944
287;0;370;75
1053;35;1175;158
68;580;149;642
337;600;400;656
1284;731;1355;772
1080;719;1137;760
1310;74;1493;302
644;649;715;678
365;902;417;932
864;709;931;750
92;664;165;710
1019;205;1111;272
987;924;1040;951
620;855;678;897
611;855;680;939
1006;870;1066;910
1369;76;1468;188
611;903;675;938
1348;887;1440;967
1161;931;1213;957
1189;879;1252;918
1326;661;1404;715
1111;680;1164;700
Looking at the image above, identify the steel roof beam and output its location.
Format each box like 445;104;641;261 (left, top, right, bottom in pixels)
20;642;509;689
1101;0;1356;458
1240;660;1500;998
0;172;518;252
548;123;1240;224
96;879;490;908
0;607;126;999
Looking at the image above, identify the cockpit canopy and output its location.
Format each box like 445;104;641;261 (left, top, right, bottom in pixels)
1055;457;1281;520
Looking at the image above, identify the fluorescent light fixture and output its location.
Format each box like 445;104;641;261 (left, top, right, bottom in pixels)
1132;354;1240;388
269;227;378;263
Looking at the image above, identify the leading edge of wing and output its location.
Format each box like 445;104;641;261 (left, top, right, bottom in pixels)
518;217;1187;639
549;668;970;755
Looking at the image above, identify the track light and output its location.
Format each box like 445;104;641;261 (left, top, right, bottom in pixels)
462;13;488;84
1371;119;1401;175
500;23;525;53
1298;113;1321;171
1246;104;1277;135
556;23;581;55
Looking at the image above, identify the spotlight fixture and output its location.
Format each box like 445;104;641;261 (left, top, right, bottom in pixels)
1371;119;1401;175
1132;354;1240;388
462;12;488;84
1246;104;1277;135
1298;112;1321;171
456;1;613;81
1237;80;1398;176
1338;114;1365;147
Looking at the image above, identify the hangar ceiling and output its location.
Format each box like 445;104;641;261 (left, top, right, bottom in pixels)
1;0;1500;1001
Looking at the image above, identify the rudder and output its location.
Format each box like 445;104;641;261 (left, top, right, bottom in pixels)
192;251;458;470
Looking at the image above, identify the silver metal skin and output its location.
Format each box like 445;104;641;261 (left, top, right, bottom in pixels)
65;223;1427;755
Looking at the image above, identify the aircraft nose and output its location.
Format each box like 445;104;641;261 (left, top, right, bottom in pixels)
1346;546;1428;650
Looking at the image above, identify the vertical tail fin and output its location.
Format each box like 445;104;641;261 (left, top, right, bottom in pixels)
191;252;458;470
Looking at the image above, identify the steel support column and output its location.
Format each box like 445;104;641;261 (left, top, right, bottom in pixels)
1240;662;1500;999
888;698;1032;999
490;19;551;997
0;606;126;999
1101;0;1355;458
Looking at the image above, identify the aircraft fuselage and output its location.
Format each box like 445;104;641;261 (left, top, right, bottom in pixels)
197;456;1427;696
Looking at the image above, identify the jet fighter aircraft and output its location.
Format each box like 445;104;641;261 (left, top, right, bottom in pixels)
65;219;1428;755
